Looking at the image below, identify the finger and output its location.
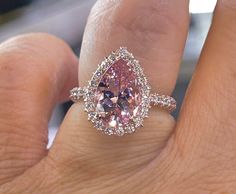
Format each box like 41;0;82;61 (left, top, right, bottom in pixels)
80;0;189;94
0;33;78;184
50;0;189;180
173;1;236;170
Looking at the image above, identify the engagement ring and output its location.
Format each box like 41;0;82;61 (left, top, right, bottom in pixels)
70;47;176;136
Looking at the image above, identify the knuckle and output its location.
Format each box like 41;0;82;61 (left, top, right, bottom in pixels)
0;32;67;61
0;33;71;90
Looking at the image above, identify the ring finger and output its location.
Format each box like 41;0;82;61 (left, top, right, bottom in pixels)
49;0;190;188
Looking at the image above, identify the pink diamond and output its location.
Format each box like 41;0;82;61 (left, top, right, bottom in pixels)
95;59;141;130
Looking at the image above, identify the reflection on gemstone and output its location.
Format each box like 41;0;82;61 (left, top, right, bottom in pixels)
95;59;141;131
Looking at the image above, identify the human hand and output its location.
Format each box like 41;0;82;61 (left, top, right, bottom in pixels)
0;0;236;193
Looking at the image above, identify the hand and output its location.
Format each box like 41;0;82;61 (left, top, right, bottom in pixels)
0;0;236;193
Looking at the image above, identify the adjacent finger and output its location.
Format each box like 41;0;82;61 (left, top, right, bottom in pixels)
172;0;236;175
0;33;78;184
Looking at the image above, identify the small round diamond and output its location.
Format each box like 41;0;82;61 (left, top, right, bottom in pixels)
70;87;86;102
105;128;114;135
88;112;97;123
85;102;95;112
116;126;125;136
125;124;135;134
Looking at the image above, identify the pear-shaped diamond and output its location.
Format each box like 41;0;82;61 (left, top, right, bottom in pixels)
95;59;141;132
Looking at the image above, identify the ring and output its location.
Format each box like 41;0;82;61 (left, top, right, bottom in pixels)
70;47;176;136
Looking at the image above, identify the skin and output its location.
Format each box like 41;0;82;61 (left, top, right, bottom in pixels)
0;0;236;193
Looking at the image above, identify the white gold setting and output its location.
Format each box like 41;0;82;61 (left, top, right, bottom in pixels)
70;47;176;136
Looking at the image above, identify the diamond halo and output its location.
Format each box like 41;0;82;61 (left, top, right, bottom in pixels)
70;47;176;136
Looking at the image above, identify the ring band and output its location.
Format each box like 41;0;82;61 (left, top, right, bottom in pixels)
70;47;176;136
70;88;176;112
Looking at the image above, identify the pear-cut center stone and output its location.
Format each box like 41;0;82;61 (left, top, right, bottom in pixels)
95;59;141;130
